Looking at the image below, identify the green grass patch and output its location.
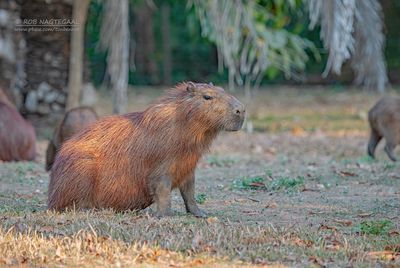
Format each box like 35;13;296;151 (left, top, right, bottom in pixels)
232;176;305;192
268;176;305;192
232;177;266;190
195;193;207;204
358;220;393;235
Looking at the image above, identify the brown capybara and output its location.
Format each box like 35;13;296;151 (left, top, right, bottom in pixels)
45;107;98;171
0;89;36;161
48;82;245;217
368;96;400;161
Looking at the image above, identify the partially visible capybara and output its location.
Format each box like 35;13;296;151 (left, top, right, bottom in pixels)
0;88;36;161
45;107;98;171
0;88;16;108
368;96;400;161
48;82;245;217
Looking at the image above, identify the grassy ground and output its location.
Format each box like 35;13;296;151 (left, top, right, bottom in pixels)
1;86;399;267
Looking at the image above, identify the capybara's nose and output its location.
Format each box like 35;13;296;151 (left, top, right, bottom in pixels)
232;100;245;116
235;107;245;115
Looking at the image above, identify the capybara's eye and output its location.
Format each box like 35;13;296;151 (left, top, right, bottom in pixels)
203;95;213;100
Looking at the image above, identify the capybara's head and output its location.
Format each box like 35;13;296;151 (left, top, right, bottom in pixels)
170;82;245;132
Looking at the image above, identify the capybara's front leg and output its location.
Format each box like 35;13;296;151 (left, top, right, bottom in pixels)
154;176;173;217
179;174;207;218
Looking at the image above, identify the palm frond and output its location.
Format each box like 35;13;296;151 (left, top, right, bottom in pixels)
191;0;315;91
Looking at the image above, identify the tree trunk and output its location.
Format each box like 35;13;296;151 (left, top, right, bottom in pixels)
133;1;158;84
66;0;90;110
161;3;172;85
100;0;130;114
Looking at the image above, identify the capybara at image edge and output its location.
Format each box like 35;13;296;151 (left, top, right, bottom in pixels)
368;96;400;161
48;82;245;217
0;89;36;161
46;107;98;171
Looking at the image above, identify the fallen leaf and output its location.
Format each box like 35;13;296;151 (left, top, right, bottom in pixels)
338;170;357;177
325;239;343;251
358;213;373;218
38;226;54;233
301;188;321;192
247;197;260;202
206;217;219;224
265;202;277;209
385;245;400;252
367;251;399;261
389;230;400;237
292;126;306;136
318;224;337;231
332;219;352;226
308;211;325;215
309;256;325;267
248;182;266;188
242;210;260;215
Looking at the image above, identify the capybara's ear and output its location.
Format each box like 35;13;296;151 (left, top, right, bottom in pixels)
186;82;196;93
209;82;214;86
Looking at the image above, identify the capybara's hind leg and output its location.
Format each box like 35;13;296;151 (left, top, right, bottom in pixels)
367;129;382;158
384;141;397;162
48;160;96;210
382;130;398;162
45;141;57;171
179;174;206;218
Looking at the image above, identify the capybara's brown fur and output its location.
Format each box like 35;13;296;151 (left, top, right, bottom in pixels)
48;82;245;216
0;89;36;161
368;96;400;161
45;107;98;171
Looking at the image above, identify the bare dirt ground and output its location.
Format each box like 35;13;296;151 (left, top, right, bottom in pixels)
0;86;399;267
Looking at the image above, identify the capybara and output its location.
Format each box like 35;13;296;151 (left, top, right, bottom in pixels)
0;89;36;161
45;107;98;171
48;82;245;217
368;96;400;161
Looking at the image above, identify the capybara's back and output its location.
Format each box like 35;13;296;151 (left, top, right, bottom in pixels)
0;90;36;161
48;82;245;216
367;96;400;161
45;107;98;171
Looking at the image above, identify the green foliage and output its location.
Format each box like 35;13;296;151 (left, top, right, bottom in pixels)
358;220;393;235
85;0;107;86
268;176;304;192
232;176;305;192
195;193;207;204
232;177;266;190
84;0;398;86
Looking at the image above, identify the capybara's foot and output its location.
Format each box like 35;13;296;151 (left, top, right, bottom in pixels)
385;144;397;162
155;208;173;218
189;208;207;218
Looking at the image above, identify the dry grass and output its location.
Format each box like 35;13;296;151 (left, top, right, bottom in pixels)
1;86;400;267
1;211;399;267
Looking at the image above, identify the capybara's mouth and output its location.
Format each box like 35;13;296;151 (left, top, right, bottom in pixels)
224;117;245;131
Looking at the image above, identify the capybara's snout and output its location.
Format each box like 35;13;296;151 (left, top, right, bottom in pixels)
225;96;245;131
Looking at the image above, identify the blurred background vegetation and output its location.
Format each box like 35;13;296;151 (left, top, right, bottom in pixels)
0;0;399;115
86;0;400;87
